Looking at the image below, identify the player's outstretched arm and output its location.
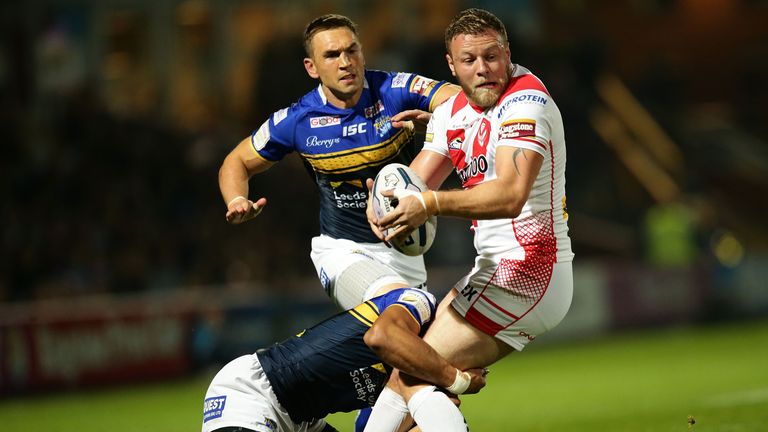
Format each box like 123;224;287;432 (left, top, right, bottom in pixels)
219;135;275;224
363;306;486;395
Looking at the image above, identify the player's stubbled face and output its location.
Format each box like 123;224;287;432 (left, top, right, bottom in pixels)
310;27;365;101
447;30;511;109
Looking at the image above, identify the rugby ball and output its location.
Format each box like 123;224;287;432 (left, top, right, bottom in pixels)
371;163;437;256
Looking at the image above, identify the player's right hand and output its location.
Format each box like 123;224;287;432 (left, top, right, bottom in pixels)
463;367;489;395
226;196;267;224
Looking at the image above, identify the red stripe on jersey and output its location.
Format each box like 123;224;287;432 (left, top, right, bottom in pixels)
509;137;547;150
452;92;469;116
548;140;559;260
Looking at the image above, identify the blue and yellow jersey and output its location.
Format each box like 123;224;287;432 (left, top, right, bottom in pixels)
256;288;436;423
250;70;450;243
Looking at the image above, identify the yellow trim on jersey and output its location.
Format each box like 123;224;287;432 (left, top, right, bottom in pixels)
371;363;387;374
428;82;452;112
349;301;381;327
300;128;414;174
250;146;272;162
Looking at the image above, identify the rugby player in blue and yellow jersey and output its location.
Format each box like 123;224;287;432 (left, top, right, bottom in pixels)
219;14;459;310
201;288;486;432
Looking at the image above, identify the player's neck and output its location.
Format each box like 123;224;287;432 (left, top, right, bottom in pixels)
322;86;363;109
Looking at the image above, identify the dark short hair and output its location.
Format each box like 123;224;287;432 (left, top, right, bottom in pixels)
444;8;508;54
303;14;359;57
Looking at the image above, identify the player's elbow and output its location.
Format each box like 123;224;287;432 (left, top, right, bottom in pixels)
496;197;524;219
363;324;392;356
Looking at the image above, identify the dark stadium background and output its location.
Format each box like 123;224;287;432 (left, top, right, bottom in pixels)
1;0;767;423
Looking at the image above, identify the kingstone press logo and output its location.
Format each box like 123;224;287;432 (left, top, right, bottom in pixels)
499;119;536;139
203;396;226;423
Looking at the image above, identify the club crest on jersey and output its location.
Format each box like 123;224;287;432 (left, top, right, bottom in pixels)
476;118;491;147
203;396;226;423
365;100;385;118
310;116;341;128
499;119;536;139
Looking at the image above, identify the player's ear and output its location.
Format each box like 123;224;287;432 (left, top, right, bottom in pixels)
304;57;319;79
446;54;456;77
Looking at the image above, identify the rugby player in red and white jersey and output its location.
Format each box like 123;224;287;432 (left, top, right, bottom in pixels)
364;8;574;432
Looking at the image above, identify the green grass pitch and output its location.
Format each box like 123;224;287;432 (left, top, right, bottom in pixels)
2;319;767;431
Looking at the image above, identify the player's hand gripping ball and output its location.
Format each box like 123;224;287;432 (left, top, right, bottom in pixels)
371;163;437;256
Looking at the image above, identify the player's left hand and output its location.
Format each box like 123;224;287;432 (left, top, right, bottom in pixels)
366;178;391;246
462;367;488;395
377;189;428;242
391;109;432;129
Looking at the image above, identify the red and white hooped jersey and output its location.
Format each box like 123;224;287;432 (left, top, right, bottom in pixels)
424;64;573;265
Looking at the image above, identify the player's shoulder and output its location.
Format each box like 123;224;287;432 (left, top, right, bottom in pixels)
495;65;552;120
267;86;328;128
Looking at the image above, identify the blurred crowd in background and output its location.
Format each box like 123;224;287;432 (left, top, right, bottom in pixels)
2;0;767;303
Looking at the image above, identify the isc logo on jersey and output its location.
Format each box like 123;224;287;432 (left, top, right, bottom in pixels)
343;122;367;137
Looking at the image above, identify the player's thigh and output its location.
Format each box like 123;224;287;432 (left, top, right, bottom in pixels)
423;297;516;370
310;236;425;309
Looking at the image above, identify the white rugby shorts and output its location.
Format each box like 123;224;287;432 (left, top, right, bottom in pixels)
310;234;427;309
451;259;573;351
202;354;328;432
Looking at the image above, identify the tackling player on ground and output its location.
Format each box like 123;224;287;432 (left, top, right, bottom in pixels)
218;14;459;310
201;288;486;432
365;8;574;431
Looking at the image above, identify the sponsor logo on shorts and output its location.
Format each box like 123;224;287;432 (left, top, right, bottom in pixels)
203;396;226;423
391;72;411;88
258;417;278;431
320;268;330;294
499;119;536;139
310;116;341;128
